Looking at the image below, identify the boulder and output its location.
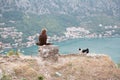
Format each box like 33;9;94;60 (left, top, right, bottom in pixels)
38;45;59;61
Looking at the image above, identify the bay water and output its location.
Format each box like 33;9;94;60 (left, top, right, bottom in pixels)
22;37;120;63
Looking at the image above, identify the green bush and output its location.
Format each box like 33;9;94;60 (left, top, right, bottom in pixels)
118;63;120;68
7;50;14;56
1;74;12;80
38;75;44;80
21;78;27;80
6;50;20;57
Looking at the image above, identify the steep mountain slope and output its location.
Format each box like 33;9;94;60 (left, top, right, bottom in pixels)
1;0;120;16
0;0;120;43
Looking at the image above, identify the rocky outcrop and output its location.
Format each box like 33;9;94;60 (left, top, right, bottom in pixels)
0;54;120;80
38;45;59;61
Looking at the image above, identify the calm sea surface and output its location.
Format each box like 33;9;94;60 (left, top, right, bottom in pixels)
22;37;120;63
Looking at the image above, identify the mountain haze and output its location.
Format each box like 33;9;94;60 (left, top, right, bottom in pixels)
1;0;120;16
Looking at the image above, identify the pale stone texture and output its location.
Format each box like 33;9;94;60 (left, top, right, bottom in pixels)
38;45;59;61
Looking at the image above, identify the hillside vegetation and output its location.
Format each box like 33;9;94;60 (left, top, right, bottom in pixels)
0;0;120;36
0;0;120;53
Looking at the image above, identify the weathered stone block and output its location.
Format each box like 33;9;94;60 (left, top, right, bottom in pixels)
38;45;59;61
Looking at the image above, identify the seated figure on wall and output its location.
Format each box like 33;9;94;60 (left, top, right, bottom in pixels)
36;28;51;46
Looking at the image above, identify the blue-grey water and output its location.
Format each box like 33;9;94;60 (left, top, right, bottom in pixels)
22;37;120;63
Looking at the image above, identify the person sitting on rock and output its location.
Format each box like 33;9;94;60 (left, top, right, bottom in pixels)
36;28;51;46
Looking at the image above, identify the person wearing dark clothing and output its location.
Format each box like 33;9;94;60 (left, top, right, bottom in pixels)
39;29;47;45
36;28;51;46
